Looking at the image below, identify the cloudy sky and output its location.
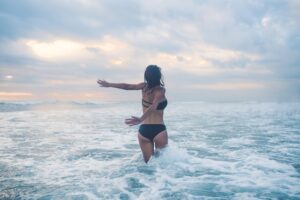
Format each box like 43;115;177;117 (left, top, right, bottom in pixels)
0;0;299;102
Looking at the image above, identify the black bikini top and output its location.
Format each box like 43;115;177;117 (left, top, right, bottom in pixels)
142;99;168;110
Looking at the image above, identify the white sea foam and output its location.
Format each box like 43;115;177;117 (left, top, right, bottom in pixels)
0;101;299;199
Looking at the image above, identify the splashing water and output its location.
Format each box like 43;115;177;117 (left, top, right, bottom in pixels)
0;101;299;199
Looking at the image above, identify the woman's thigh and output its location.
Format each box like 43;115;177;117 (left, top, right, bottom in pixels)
153;131;168;149
138;133;154;162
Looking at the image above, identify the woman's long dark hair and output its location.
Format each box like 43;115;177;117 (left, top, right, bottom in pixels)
144;65;164;92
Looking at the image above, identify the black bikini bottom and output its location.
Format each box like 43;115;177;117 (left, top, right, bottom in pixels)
139;124;166;142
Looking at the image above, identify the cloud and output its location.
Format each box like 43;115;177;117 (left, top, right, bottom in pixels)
26;39;85;59
23;36;134;68
261;16;271;27
0;0;143;40
0;92;33;100
4;75;13;80
191;82;266;90
0;0;299;101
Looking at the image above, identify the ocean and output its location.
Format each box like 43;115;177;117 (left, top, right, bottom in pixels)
0;101;299;200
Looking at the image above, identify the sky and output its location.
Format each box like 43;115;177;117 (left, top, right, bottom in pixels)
0;0;299;102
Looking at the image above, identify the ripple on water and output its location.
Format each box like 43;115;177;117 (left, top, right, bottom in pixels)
125;176;146;196
67;148;128;161
0;102;300;199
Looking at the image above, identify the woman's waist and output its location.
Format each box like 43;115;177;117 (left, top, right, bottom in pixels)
142;114;163;122
142;118;164;124
140;122;165;125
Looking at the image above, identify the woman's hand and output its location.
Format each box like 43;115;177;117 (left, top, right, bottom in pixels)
97;79;110;87
125;116;142;126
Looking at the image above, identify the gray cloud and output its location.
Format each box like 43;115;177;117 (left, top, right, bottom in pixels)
0;0;143;40
0;0;299;101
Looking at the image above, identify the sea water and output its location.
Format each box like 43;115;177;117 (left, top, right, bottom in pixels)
0;101;299;200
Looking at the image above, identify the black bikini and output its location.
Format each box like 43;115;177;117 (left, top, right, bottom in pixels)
139;99;168;142
139;124;166;142
142;99;168;110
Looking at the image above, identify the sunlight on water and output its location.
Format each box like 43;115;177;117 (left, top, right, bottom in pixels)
0;101;299;199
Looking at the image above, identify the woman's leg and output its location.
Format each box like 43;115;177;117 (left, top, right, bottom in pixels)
153;131;168;149
138;133;154;163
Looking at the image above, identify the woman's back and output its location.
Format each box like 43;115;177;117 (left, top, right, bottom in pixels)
141;86;167;124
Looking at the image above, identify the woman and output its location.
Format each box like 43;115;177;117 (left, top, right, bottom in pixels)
97;65;168;163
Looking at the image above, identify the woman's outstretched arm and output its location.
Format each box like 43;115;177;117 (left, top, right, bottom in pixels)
97;80;145;90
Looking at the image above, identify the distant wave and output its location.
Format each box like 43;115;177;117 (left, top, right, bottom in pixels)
70;101;105;106
1;100;299;112
0;101;107;112
0;101;37;112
